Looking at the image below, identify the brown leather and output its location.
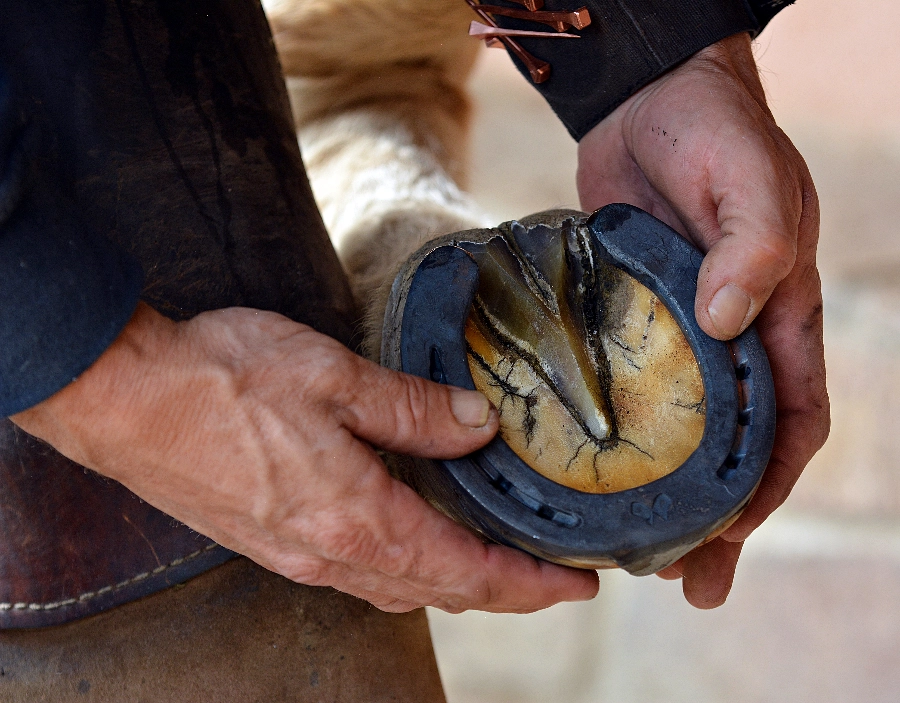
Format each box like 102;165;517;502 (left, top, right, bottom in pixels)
0;419;234;628
0;0;359;627
0;558;447;702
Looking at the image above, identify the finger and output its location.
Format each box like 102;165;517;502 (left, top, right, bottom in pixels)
287;444;599;612
469;545;600;613
655;560;684;581
360;476;600;612
614;73;811;341
340;586;421;614
721;267;829;542
691;134;808;341
680;538;743;609
721;455;797;543
332;353;499;459
580;109;803;343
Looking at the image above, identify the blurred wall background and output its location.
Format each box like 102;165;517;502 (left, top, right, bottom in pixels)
428;1;900;701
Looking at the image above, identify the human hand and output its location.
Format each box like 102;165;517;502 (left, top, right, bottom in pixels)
576;33;829;608
11;302;598;613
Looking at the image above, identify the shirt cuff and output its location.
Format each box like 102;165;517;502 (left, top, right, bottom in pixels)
0;182;143;417
490;0;790;140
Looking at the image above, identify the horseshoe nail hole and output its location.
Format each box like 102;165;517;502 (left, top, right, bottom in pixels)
429;347;447;384
738;409;753;426
484;472;580;527
735;364;751;380
491;476;513;494
717;453;742;481
537;503;580;528
536;505;556;520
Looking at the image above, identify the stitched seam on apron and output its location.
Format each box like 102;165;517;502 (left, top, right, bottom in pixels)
0;543;220;612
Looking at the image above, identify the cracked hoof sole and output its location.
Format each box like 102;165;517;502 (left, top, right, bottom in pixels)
382;205;775;574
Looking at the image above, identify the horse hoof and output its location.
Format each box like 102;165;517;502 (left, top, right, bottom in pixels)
381;205;775;575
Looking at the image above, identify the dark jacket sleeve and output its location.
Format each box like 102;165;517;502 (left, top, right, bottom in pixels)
0;68;143;417
491;0;795;140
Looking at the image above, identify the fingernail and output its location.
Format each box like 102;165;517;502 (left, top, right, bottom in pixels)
708;284;752;338
450;390;492;428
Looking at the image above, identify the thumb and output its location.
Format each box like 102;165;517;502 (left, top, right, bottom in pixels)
692;137;810;341
335;355;499;458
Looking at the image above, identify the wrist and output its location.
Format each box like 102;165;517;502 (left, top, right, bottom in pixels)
10;302;179;471
690;33;768;105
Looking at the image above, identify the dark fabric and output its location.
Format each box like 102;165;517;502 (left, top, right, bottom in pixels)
0;0;359;417
492;0;794;140
0;0;358;627
0;69;143;417
747;0;796;28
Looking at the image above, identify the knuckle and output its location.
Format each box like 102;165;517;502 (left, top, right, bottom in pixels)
295;349;352;401
282;557;333;588
431;592;473;613
463;576;494;610
371;598;417;613
392;374;434;441
317;519;384;568
314;522;424;589
380;545;420;582
753;234;797;279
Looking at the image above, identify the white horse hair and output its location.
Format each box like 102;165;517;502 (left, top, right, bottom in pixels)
265;0;488;357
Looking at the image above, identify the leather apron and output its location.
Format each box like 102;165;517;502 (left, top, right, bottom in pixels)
0;2;444;700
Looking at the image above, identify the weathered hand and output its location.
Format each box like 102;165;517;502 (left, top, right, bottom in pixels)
577;33;829;608
11;302;598;613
